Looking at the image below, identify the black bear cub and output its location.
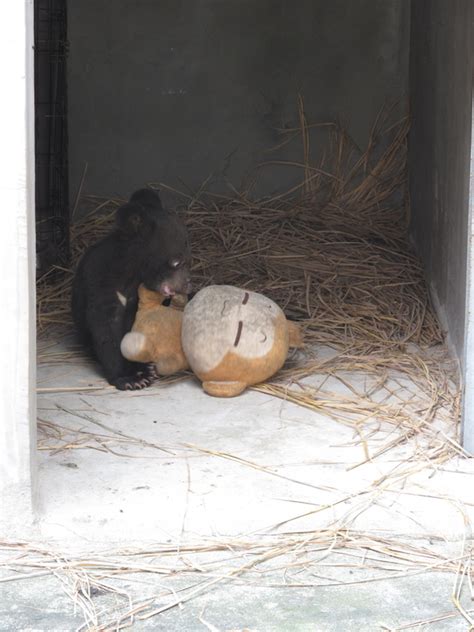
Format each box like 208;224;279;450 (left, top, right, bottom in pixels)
72;188;191;390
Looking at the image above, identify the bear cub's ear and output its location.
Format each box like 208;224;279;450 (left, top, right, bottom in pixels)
129;188;164;212
115;202;156;237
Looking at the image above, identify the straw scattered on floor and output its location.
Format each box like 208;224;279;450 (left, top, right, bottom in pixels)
36;102;461;465
1;525;473;630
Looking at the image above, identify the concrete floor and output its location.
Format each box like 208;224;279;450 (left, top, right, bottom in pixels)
1;571;472;631
1;336;473;631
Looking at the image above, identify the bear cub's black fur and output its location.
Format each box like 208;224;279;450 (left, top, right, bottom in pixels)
72;188;191;390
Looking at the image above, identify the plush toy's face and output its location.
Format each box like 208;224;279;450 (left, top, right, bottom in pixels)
182;286;285;374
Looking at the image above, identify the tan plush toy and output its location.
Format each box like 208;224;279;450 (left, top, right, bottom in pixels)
181;285;303;397
120;284;189;375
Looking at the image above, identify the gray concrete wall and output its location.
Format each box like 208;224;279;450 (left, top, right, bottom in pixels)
409;0;473;362
67;0;409;204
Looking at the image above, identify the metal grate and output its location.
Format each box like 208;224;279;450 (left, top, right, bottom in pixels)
35;0;69;274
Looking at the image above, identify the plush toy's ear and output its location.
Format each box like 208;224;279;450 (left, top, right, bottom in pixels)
138;284;168;306
115;202;156;237
287;321;304;348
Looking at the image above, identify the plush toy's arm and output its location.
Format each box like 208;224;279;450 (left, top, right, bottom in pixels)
121;331;189;374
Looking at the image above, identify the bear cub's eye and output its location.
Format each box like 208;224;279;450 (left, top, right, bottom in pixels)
169;258;182;269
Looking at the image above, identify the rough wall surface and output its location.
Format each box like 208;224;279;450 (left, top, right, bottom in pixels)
409;0;473;361
67;0;409;203
0;0;37;526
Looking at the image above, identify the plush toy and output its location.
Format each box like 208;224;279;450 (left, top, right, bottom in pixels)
181;285;303;397
120;284;189;376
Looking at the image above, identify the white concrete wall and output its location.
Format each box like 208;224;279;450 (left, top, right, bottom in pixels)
0;1;37;524
462;101;474;455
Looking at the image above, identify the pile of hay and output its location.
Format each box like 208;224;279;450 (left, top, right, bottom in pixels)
36;102;461;459
38;107;441;350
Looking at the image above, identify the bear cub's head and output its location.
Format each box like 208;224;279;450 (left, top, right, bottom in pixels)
116;188;191;297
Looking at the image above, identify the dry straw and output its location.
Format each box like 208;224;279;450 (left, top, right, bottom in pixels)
36;101;460;463
1;527;472;630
